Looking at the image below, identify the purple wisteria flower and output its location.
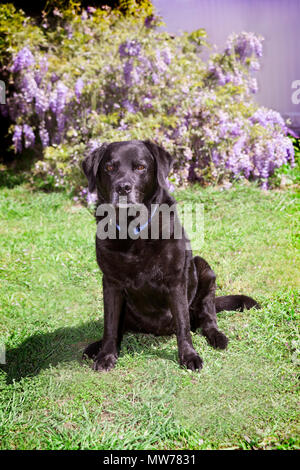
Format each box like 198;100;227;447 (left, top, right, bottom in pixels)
118;120;128;131
154;50;167;73
50;72;59;83
11;47;35;73
75;78;84;101
233;135;247;157
50;81;69;114
119;40;141;58
250;108;286;130
65;24;73;39
230;123;242;137
23;124;35;148
183;148;193;160
12;125;23;153
285;137;295;164
261;180;268;190
151;72;159;85
144;15;155;28
40;56;49;75
122;99;135;113
161;48;172;66
208;32;264;95
87;191;97;206
226;32;264;62
57;114;66;134
22;73;38;103
87;139;104;153
123;60;133;86
166;179;175;192
34;71;43;87
39;122;49;147
142;96;153;109
35;88;49;115
208;63;225;85
248;77;258;94
6;21;294;190
131;65;144;85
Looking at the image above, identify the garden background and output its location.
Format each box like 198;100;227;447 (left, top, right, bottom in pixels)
0;0;299;450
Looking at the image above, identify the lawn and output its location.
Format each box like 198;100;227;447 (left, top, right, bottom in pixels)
0;183;299;450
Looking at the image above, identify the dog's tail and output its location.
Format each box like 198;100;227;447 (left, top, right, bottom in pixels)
215;295;260;313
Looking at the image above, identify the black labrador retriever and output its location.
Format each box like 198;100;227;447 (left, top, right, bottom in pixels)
82;140;259;372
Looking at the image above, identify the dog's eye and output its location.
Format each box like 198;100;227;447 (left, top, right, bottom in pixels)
136;164;145;171
106;164;114;172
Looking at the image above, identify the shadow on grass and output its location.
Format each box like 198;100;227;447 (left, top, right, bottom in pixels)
0;149;65;192
1;320;178;384
0;168;30;189
0;147;37;189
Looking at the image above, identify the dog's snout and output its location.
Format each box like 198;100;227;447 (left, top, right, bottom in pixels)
117;182;132;195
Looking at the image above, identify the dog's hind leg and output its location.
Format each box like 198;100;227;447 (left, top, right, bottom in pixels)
190;256;228;349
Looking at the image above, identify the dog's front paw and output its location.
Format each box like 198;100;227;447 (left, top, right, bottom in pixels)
180;348;203;372
205;328;228;349
93;352;117;372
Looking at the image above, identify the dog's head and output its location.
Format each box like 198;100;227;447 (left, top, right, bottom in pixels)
82;140;173;206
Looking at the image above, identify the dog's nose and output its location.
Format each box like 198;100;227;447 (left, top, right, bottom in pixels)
117;182;132;195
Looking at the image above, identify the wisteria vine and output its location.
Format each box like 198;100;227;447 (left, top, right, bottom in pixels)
2;6;295;193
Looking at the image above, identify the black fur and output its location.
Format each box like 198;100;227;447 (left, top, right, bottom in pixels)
82;140;260;372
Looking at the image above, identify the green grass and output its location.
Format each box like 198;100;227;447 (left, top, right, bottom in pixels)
0;183;299;450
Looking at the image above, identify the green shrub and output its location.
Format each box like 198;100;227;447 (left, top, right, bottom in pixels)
1;2;295;198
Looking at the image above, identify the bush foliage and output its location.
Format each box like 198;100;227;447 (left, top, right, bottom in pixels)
0;1;295;196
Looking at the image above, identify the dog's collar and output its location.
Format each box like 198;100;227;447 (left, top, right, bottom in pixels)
116;204;158;235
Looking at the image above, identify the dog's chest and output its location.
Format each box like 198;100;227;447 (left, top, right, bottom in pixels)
103;252;165;289
96;241;174;289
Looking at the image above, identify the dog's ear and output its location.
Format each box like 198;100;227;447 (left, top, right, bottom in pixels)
143;140;173;188
82;143;108;192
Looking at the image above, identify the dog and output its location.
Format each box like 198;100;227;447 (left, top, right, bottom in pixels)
82;140;259;372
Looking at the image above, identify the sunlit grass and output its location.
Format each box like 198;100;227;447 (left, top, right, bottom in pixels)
0;183;299;449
